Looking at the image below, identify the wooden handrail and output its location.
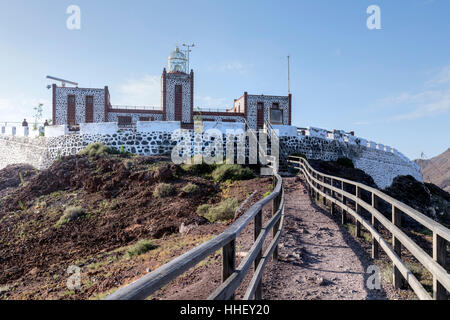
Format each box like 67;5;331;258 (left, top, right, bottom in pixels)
105;173;284;300
290;157;450;242
289;156;450;300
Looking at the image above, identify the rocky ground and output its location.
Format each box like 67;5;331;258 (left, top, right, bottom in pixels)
0;154;272;299
263;176;397;300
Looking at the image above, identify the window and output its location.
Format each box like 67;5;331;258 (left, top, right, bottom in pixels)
139;117;154;121
270;103;283;124
118;116;132;125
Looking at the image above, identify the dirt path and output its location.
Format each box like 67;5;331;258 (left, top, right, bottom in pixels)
263;176;392;300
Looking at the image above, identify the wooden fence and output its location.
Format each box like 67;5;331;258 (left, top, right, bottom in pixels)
105;173;284;300
289;155;450;300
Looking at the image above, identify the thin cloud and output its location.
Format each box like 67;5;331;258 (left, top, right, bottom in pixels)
426;65;450;87
196;95;229;110
383;65;450;121
217;61;248;74
115;75;161;107
0;97;50;123
353;121;370;126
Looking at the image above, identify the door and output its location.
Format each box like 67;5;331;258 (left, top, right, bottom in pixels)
174;85;182;121
256;102;264;129
85;96;94;123
118;116;132;125
67;95;76;125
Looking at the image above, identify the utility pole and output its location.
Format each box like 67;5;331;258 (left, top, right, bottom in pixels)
287;55;291;94
182;43;195;72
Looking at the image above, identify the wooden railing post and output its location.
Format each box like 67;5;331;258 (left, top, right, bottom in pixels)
355;186;362;238
254;209;263;300
392;206;403;289
371;193;379;259
316;175;320;202
222;239;236;300
322;177;327;206
433;233;448;300
341;181;347;224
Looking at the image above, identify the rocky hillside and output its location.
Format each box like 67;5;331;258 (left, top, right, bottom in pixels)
415;148;450;193
0;148;272;300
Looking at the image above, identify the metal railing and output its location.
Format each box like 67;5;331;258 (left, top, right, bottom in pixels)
289;155;450;300
195;107;231;113
105;173;284;300
110;105;162;111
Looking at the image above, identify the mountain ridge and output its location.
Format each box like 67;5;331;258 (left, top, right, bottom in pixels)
414;148;450;193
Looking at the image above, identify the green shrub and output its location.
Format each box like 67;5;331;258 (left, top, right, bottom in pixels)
153;183;175;198
56;206;86;227
79;143;119;157
126;239;157;258
211;165;254;183
182;183;200;194
197;204;212;216
336;157;354;169
18;172;25;185
200;198;238;223
181;160;217;176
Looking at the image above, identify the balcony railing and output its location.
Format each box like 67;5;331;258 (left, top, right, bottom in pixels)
110;105;162;111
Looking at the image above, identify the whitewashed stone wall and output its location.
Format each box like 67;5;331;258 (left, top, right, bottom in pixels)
0;130;250;170
136;121;180;133
202;121;245;134
246;95;290;130
270;125;297;137
45;125;68;137
0;123;423;190
80;122;119;135
281;135;422;188
55;87;105;125
0;136;48;170
165;73;192;123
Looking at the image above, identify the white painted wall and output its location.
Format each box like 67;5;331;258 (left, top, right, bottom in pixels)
16;126;29;137
80;122;119;135
306;127;327;139
5;126;16;136
203;121;245;134
270;124;298;137
45;125;68;137
29;129;41;138
367;141;377;148
136;121;181;133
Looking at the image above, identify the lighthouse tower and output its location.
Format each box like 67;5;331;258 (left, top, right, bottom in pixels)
161;47;194;126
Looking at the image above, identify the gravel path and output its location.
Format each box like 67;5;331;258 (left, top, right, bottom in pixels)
263;176;391;300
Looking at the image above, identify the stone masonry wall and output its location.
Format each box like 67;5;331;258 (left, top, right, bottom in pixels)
281;135;422;189
0;130;422;189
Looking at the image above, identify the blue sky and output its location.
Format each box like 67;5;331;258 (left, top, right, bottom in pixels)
0;0;449;160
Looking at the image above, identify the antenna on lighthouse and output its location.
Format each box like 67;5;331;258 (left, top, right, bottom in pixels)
182;43;195;72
